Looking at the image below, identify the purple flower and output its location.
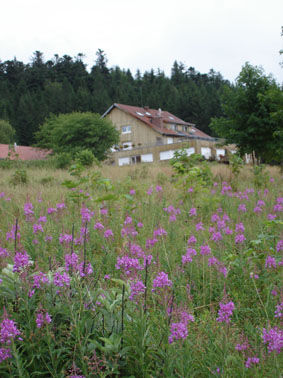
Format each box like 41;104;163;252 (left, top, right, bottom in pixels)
0;247;9;258
253;206;262;214
267;214;277;220
36;311;52;328
81;206;94;224
56;202;66;210
196;222;204;231
24;202;34;219
182;248;197;264
129;189;136;195
129;280;146;301
94;222;104;230
78;262;93;277
235;222;245;233
235;342;249;351
38;216;47;223
47;207;57;214
152;272;172;289
265;256;276;269
0;347;12;363
245;357;259;368
53;272;70;287
153;227;167;238
59;233;73;244
169;322;188;344
155;185;162;192
115;256;143;275
147;187;153;195
137;222;143;228
257;200;265;207
189;207;197;217
187;235;197;245
33;272;49;289
276;240;283;253
211;213;220;222
0;318;22;344
262;327;283;354
235;234;246;244
211;232;223;242
33;223;44;234
238;204;247;212
13;250;31;272
104;229;114;239
124;216;133;225
200;244;211;256
216;301;235;324
65;253;79;271
274;302;283;319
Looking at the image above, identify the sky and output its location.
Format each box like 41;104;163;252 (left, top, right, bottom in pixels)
1;0;282;83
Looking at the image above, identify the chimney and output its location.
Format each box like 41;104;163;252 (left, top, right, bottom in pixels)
14;142;17;150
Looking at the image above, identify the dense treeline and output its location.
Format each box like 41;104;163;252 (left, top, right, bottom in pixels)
0;50;230;146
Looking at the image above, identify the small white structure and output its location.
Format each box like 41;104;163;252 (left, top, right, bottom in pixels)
201;147;212;159
160;150;175;160
216;148;225;160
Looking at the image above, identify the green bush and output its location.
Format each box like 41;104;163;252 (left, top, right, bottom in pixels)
9;168;28;185
53;152;73;169
75;149;96;167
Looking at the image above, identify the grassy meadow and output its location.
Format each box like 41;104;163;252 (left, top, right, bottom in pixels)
0;161;282;377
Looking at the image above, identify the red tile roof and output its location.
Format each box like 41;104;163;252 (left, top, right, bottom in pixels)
102;103;213;139
0;144;51;161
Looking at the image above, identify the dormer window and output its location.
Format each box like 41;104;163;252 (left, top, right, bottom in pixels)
145;112;151;116
169;116;174;120
122;125;131;134
136;111;144;116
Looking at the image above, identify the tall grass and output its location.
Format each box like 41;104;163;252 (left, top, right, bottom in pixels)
0;162;282;376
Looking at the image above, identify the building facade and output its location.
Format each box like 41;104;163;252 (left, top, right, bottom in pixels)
103;103;235;166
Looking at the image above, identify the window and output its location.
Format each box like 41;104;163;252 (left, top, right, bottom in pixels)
131;155;141;164
170;124;177;131
167;137;173;144
122;125;131;134
156;137;163;145
169;116;174;120
145;112;151;116
182;125;188;132
136;111;144;116
122;142;132;150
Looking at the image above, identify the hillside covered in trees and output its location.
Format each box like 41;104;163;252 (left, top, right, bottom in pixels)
0;50;230;146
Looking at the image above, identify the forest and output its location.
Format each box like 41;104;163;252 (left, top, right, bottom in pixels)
0;50;230;146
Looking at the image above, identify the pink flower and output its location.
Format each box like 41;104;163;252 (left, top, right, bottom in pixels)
189;208;197;217
129;189;136;195
245;357;259;368
104;229;114;239
0;318;22;344
262;327;283;354
36;311;52;328
187;235;197;245
182;248;197;264
265;256;276;269
168;322;188;344
94;222;104;230
155;185;162;192
13;250;31;272
196;222;204;231
129;280;146;301
152;272;172;289
238;204;247;212
200;244;211;255
216;301;235;323
235;234;246;244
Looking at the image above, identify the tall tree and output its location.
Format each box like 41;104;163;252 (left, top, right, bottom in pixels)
210;63;283;163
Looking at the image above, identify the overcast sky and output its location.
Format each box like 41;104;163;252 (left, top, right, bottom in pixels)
1;0;282;83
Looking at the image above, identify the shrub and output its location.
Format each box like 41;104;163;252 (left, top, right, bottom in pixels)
53;152;73;169
74;149;96;167
9;168;28;185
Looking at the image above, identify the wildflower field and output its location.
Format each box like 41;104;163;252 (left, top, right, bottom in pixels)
0;162;282;377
